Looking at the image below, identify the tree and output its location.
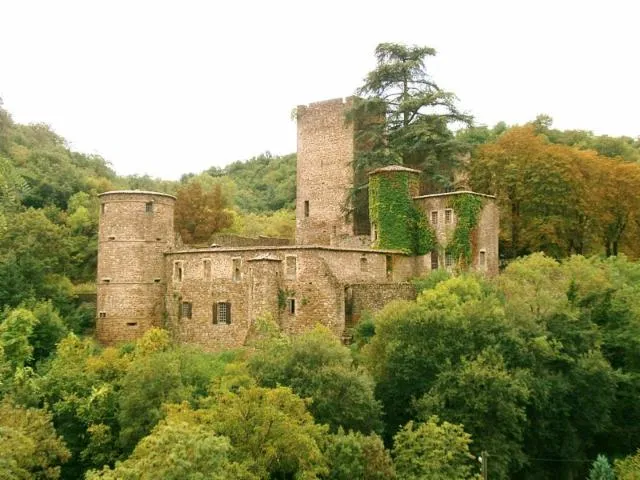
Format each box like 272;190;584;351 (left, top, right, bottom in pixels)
87;418;256;480
174;179;233;244
615;449;640;479
324;428;395;480
249;326;383;434
0;400;70;479
391;417;476;480
588;454;615;480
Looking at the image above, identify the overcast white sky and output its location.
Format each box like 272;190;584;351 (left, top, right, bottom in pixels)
1;0;639;179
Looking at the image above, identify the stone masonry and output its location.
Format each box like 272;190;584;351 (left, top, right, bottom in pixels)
95;97;499;349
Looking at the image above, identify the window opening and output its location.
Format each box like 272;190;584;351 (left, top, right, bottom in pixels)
232;258;241;282
445;251;454;268
145;201;154;213
360;256;368;272
126;322;138;327
99;312;107;318
444;209;453;224
180;302;192;319
174;261;183;282
101;204;105;215
304;200;309;217
385;255;393;279
213;302;231;324
431;251;439;270
203;259;211;280
431;211;438;225
288;298;296;315
479;250;486;267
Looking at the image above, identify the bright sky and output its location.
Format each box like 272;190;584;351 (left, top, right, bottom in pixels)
2;0;639;179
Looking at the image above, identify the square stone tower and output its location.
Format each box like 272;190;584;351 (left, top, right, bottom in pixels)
295;98;355;245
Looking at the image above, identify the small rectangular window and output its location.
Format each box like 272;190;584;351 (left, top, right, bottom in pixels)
445;209;453;224
304;200;309;217
232;258;241;282
101;204;105;215
445;252;454;268
102;278;111;283
479;250;486;267
285;256;297;280
360;256;368;272
108;236;116;241
145;201;154;213
203;259;211;280
153;278;161;283
99;311;107;318
180;302;192;319
431;211;438;225
431;251;439;270
126;322;138;327
213;302;231;324
288;298;296;315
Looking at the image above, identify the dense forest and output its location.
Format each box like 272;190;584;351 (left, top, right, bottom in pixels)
2;42;640;479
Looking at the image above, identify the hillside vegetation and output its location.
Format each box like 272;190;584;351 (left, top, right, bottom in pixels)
2;41;640;479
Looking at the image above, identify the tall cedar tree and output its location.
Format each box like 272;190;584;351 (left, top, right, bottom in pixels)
348;43;472;192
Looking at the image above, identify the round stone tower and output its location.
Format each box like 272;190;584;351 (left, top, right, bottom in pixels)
96;190;176;344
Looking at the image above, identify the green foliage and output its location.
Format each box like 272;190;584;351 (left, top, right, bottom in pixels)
589;454;615;480
411;267;451;294
0;399;71;479
201;385;328;479
369;172;435;254
249;327;383;434
448;194;483;266
392;417;476;480
615;449;640;479
324;428;395;480
87;418;256;480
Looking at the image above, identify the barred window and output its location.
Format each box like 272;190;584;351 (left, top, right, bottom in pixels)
444;209;453;224
431;211;438;225
213;302;231;324
145;201;154;213
360;256;368;272
180;302;192;319
445;252;454;268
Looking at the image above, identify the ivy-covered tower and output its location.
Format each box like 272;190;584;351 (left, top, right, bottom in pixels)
368;165;432;255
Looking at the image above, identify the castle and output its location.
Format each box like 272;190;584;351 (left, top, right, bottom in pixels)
96;98;499;349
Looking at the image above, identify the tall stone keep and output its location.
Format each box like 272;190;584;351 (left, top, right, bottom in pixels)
96;191;176;344
296;98;355;245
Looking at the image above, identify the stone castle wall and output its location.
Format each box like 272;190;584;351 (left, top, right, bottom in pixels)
296;98;354;245
345;283;417;329
413;192;499;275
96;191;175;344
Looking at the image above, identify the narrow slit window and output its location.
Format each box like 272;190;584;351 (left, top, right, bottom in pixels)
101;204;106;215
360;256;368;272
304;200;309;217
386;255;393;278
203;259;211;280
288;298;296;315
232;258;241;282
174;261;184;282
479;250;486;267
431;211;438;225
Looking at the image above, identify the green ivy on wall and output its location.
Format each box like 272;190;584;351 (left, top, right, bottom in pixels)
448;194;484;266
369;172;436;255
